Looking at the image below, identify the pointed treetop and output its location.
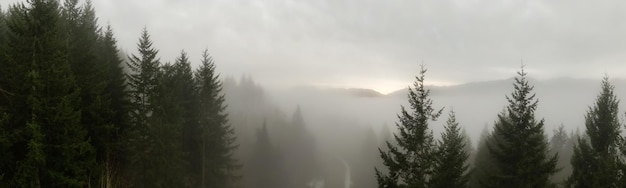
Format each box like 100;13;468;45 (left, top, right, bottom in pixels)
137;27;158;55
175;50;190;66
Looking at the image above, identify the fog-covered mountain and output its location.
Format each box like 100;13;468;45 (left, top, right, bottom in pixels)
265;77;626;145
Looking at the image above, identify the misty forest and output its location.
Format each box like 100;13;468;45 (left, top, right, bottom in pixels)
3;0;626;188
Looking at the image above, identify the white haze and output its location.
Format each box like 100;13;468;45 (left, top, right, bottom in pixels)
3;0;626;93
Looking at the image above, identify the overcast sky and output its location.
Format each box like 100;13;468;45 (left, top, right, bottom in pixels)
3;0;626;93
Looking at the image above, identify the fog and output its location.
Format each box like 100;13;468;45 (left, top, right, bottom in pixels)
222;74;626;187
2;0;624;91
2;0;626;187
257;77;626;144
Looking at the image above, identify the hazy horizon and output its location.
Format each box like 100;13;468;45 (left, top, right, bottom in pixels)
3;1;626;187
3;0;626;94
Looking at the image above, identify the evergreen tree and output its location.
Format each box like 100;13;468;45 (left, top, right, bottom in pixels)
125;28;161;187
0;7;10;182
283;106;319;188
61;1;127;185
250;121;284;188
1;0;94;186
95;24;131;186
430;110;470;188
376;65;443;188
0;4;25;185
568;76;621;187
196;49;240;188
549;124;573;186
0;6;6;58
469;125;496;188
461;128;474;170
487;67;557;187
374;124;394;179
161;50;201;186
146;52;194;187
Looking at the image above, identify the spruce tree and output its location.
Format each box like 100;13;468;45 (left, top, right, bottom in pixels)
430;110;470;188
0;8;9;180
145;51;198;187
376;65;443;188
469;125;497;188
250;121;284;188
568;76;621;187
61;1;123;185
161;50;200;186
95;24;131;184
283;106;319;187
0;6;6;58
195;49;240;188
125;28;161;187
487;67;557;187
2;0;94;186
0;5;25;185
549;125;573;186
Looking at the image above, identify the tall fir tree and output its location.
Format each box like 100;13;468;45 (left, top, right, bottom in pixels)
0;6;6;64
567;76;622;187
487;67;557;187
549;124;573;186
125;27;161;187
0;7;10;182
160;50;201;187
430;110;470;188
95;24;131;186
61;1;123;185
147;57;189;187
469;125;496;188
195;49;240;188
249;121;285;188
376;65;443;188
1;0;94;186
283;106;319;188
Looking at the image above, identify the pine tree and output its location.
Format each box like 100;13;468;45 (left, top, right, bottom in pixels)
1;0;94;186
376;65;443;188
283;106;319;187
0;8;10;181
469;125;496;188
95;24;131;186
61;1;125;185
549;124;573;186
568;76;621;187
125;28;161;187
0;6;6;57
144;51;198;187
0;4;25;185
196;49;240;188
159;50;201;186
250;121;285;188
430;110;470;188
487;67;557;187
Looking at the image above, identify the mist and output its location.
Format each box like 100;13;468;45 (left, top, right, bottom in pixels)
2;0;626;187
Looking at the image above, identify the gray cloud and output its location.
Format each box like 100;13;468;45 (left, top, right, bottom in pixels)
3;0;626;93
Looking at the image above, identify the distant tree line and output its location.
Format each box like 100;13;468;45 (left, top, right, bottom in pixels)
0;0;238;187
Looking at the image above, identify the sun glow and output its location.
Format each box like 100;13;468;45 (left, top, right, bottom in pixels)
311;79;458;95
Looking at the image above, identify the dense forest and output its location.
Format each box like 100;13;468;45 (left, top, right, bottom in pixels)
2;0;626;188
